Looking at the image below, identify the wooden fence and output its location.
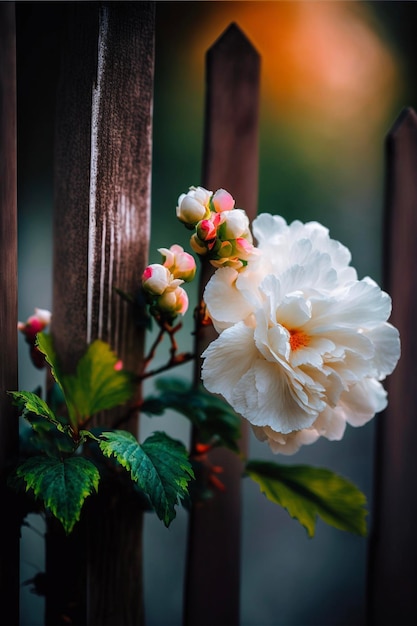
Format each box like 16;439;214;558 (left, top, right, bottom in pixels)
0;2;416;625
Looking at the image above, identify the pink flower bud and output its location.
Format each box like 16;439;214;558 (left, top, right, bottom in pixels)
196;219;217;242
212;188;235;213
156;286;189;316
176;186;212;226
234;237;258;260
158;244;196;282
18;308;52;342
142;264;172;295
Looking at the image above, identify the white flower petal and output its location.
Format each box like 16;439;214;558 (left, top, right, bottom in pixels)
252;424;320;455
201;322;257;405
313;406;347;440
340;378;388;426
363;322;400;379
233;360;319;433
204;267;253;330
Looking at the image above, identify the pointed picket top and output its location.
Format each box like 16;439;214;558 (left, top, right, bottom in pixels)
369;105;417;625
387;105;417;140
207;21;260;67
203;22;260;221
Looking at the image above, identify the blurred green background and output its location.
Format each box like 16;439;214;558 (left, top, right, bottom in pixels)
15;1;417;624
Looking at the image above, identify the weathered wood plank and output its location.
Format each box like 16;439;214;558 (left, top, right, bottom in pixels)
48;3;155;625
368;107;417;625
184;23;260;626
0;4;20;625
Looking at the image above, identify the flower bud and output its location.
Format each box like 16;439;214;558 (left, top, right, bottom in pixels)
214;240;234;259
18;308;52;342
190;233;208;255
142;264;172;296
156;286;189;316
212;188;235;213
158;244;196;282
234;237;258;261
196;219;217;242
218;209;250;240
176;186;212;227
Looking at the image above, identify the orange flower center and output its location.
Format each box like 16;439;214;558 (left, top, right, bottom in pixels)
288;329;310;351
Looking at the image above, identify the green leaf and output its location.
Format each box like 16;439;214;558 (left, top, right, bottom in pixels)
9;390;57;423
36;333;65;393
37;334;135;426
99;430;194;526
15;455;100;534
245;460;367;538
9;390;75;443
142;378;241;452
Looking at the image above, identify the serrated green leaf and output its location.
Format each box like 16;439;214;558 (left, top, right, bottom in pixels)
143;379;241;452
99;430;194;526
246;460;367;538
15;455;100;534
9;390;75;444
9;390;57;423
37;334;135;427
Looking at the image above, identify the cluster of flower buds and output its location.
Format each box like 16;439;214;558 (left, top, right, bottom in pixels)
141;245;196;320
176;186;257;270
18;308;52;369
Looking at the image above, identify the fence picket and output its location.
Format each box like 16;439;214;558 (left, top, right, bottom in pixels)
47;3;154;624
368;107;417;625
0;4;20;625
184;23;260;626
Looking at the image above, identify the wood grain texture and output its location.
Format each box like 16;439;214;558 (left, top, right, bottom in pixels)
0;4;20;625
48;3;155;625
184;23;260;626
368;107;417;626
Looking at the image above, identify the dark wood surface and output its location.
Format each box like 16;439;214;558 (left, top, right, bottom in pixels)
0;4;20;625
184;23;260;626
368;107;417;625
48;3;155;624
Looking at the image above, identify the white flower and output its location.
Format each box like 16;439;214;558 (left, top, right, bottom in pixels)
201;213;400;454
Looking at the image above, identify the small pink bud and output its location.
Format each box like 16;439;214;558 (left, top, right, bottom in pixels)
158;244;196;282
18;308;52;342
212;188;235;213
156;286;189;316
234;237;258;260
114;360;123;371
142;264;173;295
197;219;217;242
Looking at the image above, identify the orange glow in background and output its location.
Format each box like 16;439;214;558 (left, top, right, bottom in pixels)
190;2;401;125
